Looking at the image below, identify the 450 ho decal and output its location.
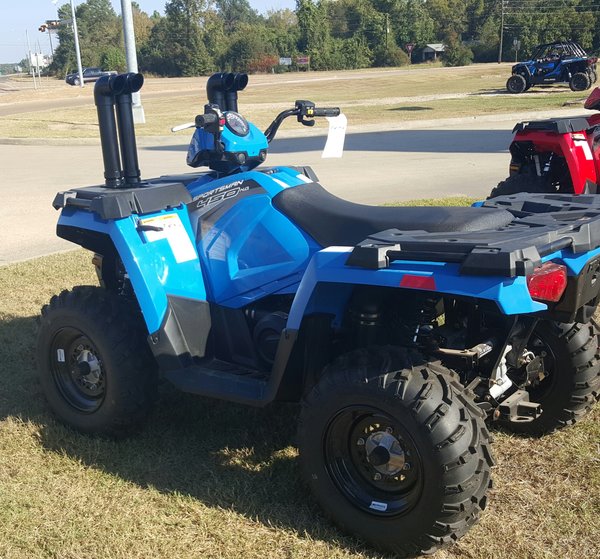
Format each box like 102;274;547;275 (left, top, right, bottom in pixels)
187;179;267;235
193;180;252;210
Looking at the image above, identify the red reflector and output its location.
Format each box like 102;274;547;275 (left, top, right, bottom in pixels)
526;262;567;303
400;275;436;290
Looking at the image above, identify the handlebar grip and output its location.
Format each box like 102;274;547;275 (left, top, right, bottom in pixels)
195;113;218;127
312;107;341;117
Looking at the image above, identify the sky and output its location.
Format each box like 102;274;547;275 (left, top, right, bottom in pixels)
1;0;295;63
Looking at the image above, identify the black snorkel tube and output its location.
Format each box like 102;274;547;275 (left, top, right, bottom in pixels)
94;72;144;188
205;72;248;112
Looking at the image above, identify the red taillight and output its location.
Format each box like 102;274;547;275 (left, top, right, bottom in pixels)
400;274;436;290
526;262;567;303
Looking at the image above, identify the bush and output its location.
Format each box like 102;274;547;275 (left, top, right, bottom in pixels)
373;44;410;67
443;36;474;67
248;55;279;73
100;47;126;72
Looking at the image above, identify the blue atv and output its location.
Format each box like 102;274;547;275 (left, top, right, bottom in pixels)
507;40;597;93
38;72;600;556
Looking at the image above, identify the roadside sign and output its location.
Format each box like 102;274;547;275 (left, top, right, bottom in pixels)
296;56;310;66
279;57;292;66
405;43;415;53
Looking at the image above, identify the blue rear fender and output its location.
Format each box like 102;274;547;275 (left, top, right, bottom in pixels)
286;247;549;330
57;204;206;335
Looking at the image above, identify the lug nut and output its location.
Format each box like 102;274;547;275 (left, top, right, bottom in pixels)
373;473;382;481
356;438;365;446
385;427;393;434
403;463;411;471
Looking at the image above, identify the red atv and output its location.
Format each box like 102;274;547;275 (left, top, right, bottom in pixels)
490;87;600;197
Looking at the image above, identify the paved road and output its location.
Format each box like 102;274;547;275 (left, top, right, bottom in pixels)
0;110;582;265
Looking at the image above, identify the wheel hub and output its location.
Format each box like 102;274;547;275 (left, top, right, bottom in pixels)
74;349;102;392
365;430;406;475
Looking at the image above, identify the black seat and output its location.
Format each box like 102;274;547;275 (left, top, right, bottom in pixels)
272;183;514;247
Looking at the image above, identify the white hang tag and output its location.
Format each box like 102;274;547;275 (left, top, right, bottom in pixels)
140;214;197;264
322;113;347;159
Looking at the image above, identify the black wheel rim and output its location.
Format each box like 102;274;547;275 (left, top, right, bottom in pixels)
573;75;587;90
49;327;106;413
323;406;424;517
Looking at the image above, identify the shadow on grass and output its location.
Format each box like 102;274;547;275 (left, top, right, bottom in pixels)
0;314;388;558
473;88;508;96
387;106;433;112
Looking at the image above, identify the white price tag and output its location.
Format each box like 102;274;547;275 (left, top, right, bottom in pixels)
322;113;347;159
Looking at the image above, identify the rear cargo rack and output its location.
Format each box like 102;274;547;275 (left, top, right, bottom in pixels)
346;194;600;277
512;117;589;134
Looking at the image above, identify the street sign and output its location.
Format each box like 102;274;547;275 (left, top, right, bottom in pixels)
296;56;310;66
405;43;415;53
29;53;45;68
279;57;292;66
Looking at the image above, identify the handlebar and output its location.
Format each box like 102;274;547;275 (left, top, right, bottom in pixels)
171;122;195;133
171;105;223;133
172;101;341;145
264;100;341;143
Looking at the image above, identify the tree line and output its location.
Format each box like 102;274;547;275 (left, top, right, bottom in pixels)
48;0;600;77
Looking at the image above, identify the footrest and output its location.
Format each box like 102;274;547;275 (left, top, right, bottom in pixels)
498;390;542;424
164;360;268;406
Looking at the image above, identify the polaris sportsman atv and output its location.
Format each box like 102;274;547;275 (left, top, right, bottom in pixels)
38;72;600;557
506;40;597;94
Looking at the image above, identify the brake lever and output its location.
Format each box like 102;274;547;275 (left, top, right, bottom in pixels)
299;116;316;127
171;122;195;133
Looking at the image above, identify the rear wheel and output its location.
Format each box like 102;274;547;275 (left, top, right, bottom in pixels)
507;74;527;94
570;72;591;92
489;172;552;198
37;286;157;437
298;347;493;556
506;321;600;435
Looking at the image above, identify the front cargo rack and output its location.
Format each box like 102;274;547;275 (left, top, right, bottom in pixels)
346;194;600;277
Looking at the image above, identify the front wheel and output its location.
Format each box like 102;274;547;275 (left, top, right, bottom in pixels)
298;347;494;557
507;74;527;94
37;286;157;437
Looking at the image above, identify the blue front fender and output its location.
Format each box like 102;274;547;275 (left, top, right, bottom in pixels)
58;205;206;334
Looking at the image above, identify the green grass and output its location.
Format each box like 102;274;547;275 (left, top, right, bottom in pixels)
387;196;478;207
1;210;599;558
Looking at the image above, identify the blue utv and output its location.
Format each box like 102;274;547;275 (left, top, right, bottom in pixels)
507;40;597;93
38;72;600;557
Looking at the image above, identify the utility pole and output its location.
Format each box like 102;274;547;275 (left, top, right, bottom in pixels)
48;28;55;56
385;13;389;52
498;0;505;63
25;29;38;90
121;0;145;123
70;0;84;87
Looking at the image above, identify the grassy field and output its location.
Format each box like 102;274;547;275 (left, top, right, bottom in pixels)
1;205;599;558
0;64;591;139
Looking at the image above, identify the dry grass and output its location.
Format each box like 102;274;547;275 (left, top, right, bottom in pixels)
0;64;590;139
0;221;599;558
